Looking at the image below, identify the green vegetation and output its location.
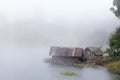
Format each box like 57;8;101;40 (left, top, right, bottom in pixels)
111;0;120;18
109;0;120;57
107;27;120;57
101;56;113;62
102;0;120;79
109;27;120;49
60;71;76;76
112;74;120;80
96;56;120;79
106;58;120;80
99;56;120;63
73;64;86;68
98;56;120;64
107;61;120;74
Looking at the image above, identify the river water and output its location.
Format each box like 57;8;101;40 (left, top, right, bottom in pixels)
0;45;115;80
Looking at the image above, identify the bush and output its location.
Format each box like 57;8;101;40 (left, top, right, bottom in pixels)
60;71;76;76
107;61;120;74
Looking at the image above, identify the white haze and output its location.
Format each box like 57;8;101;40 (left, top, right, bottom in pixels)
0;0;120;48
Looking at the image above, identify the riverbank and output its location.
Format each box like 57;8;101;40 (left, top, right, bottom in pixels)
95;56;120;80
106;60;120;80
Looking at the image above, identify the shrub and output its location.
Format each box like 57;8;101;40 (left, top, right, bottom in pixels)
107;61;120;74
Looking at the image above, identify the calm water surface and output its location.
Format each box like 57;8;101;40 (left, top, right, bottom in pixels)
0;45;115;80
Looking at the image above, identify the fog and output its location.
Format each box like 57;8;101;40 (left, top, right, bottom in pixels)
0;0;120;48
0;0;119;80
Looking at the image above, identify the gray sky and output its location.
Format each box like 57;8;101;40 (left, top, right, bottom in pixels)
0;0;120;48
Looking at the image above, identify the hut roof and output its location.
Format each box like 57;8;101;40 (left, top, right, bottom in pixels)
85;47;103;55
49;46;83;57
86;47;103;53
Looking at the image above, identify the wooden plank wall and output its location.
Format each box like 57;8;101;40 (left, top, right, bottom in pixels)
49;47;83;57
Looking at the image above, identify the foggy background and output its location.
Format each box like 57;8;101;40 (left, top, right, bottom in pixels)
0;0;120;48
0;1;118;80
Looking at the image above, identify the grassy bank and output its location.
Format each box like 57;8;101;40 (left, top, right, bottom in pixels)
97;56;120;79
96;56;120;66
106;60;120;80
112;74;120;80
107;61;120;74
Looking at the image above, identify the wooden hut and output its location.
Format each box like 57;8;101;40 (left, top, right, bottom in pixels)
85;47;103;58
49;46;84;64
84;47;103;64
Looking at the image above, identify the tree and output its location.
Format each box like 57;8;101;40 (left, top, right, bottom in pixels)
110;0;120;56
109;27;120;56
111;0;120;18
109;27;120;49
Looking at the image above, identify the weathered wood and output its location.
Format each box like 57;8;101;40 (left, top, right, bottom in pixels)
49;47;83;57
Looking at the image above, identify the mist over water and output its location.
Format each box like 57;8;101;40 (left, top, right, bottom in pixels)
0;44;114;80
0;45;48;80
0;0;120;80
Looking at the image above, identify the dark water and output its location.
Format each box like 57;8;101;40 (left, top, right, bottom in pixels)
0;45;114;80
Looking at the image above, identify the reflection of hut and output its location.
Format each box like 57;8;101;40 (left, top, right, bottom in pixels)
85;47;103;58
49;46;84;64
